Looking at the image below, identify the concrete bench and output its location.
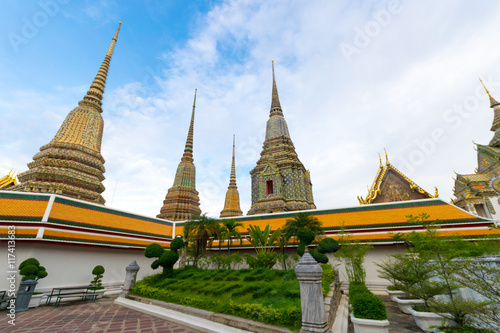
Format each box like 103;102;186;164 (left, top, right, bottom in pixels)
46;286;98;307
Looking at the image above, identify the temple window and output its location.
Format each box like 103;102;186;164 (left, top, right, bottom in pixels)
266;180;274;195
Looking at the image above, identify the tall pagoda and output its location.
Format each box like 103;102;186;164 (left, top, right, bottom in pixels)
453;79;500;218
358;151;436;205
157;90;202;221
220;135;243;217
247;62;316;215
9;23;121;204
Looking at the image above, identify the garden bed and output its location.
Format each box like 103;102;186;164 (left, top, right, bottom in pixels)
131;265;334;331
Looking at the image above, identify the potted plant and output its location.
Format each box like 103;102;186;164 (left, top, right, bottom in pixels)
88;265;106;298
349;282;390;333
19;258;48;309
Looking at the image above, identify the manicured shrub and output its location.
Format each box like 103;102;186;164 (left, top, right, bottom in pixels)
144;243;180;276
297;243;306;256
351;292;387;320
349;281;387;320
170;237;185;252
311;249;328;263
317;238;339;254
297;227;316;246
19;258;48;281
89;265;105;290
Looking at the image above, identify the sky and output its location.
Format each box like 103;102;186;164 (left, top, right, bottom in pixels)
2;0;500;219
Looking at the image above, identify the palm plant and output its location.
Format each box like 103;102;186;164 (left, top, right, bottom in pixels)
222;219;243;255
212;223;227;255
247;225;282;255
184;214;218;267
282;212;324;245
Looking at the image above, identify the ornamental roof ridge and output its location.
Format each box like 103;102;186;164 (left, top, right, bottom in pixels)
359;151;433;204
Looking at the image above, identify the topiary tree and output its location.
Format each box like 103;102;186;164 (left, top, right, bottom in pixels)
89;265;105;290
144;242;180;277
19;258;48;281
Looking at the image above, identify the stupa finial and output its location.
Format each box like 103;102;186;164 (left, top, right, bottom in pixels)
80;22;122;113
182;89;197;161
270;60;282;115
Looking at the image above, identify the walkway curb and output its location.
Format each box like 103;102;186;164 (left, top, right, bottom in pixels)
117;295;292;333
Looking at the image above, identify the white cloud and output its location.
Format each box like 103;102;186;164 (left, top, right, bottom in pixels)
3;0;500;219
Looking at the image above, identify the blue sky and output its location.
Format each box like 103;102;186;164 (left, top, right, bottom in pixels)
2;0;500;218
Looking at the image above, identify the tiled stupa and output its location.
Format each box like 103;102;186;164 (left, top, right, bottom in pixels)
220;135;243;217
9;23;121;204
247;62;316;215
453;79;500;218
157;90;202;221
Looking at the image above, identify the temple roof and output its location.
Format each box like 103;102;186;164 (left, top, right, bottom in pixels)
358;151;435;205
0;170;18;189
2;191;497;247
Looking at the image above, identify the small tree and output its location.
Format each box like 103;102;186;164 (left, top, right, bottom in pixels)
334;229;372;284
19;258;48;281
89;265;105;290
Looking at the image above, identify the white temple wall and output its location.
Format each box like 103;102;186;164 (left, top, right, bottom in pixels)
1;243;157;293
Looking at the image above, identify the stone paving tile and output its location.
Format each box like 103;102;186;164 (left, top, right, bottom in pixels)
0;297;203;333
348;295;422;333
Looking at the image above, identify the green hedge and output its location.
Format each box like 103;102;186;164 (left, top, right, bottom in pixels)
349;282;387;320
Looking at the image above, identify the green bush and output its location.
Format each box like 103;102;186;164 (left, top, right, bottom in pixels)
317;238;339;254
244;253;278;269
144;243;180;276
170;237;185;252
297;227;316;246
19;258;48;281
311;249;329;263
297;243;306;256
349;282;387;320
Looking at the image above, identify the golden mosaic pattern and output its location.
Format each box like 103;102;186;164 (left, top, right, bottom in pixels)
1;198;47;219
43;229;170;248
49;202;172;236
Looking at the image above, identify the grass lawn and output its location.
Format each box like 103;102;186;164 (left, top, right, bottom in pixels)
131;264;334;331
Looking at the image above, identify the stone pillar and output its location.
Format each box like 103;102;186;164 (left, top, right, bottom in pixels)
295;252;332;333
120;260;140;297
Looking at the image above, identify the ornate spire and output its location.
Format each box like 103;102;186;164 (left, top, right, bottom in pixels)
181;89;196;163
378;153;383;168
157;90;201;221
270;60;283;116
220;135;243;217
230;134;237;186
384;148;390;165
479;77;500;108
9;23;121;204
81;22;121;113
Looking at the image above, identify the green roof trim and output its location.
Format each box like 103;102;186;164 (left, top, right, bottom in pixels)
43;235;153;248
0;192;50;201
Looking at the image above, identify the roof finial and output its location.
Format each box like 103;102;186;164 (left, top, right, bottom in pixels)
378;153;383;168
384;148;390;165
270;60;282;115
479;77;500;107
80;22;122;113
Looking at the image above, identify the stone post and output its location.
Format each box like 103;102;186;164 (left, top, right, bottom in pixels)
120;260;140;297
295;252;333;333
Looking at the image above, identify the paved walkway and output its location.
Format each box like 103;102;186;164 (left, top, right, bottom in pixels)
0;297;203;333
